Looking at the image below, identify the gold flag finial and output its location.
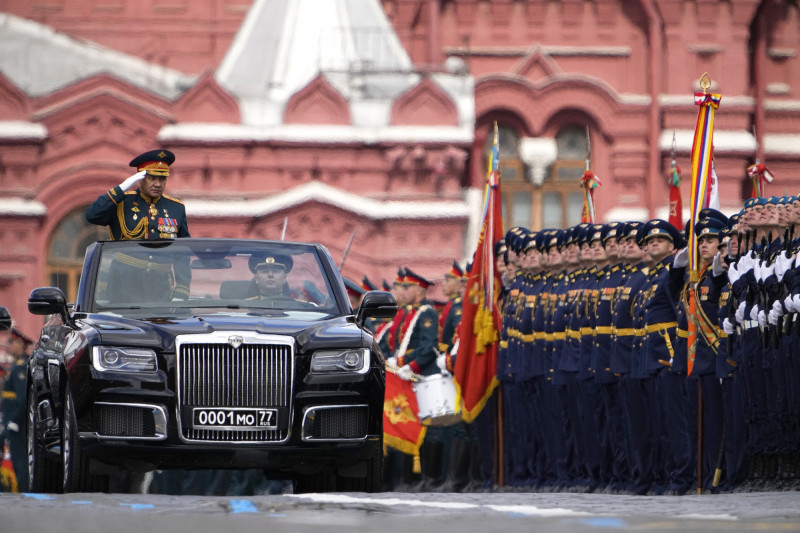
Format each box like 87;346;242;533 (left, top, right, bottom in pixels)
699;72;711;94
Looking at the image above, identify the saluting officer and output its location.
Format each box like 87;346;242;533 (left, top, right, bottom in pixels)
86;149;189;240
86;149;191;301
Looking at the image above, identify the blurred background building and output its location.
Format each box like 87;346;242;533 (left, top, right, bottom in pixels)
0;0;798;336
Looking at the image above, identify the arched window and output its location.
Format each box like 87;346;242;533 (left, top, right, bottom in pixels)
47;208;108;301
487;123;585;230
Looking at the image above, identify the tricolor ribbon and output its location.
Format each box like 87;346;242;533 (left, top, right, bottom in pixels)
579;170;602;224
747;161;775;198
687;88;721;376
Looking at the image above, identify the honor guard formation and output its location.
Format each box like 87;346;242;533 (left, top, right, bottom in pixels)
371;195;800;495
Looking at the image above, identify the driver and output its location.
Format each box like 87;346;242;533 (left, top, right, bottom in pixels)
247;253;311;307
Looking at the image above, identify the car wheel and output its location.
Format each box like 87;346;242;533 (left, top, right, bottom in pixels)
27;387;60;493
335;448;384;493
61;391;107;493
292;470;336;493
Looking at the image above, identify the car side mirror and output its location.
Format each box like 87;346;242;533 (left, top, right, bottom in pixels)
0;306;11;331
28;287;76;329
355;290;397;328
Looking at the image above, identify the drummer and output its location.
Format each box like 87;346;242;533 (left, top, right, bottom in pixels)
393;268;440;381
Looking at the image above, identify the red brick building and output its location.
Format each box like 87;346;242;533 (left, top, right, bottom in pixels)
0;0;798;337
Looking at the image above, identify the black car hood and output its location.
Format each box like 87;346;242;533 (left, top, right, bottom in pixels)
84;313;366;353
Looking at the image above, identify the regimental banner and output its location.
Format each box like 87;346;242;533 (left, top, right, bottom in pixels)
383;368;426;471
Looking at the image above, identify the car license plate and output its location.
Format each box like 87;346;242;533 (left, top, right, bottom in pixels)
192;408;277;430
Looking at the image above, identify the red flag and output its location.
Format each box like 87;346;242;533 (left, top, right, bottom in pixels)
668;162;683;230
453;123;504;422
0;441;18;493
383;369;426;472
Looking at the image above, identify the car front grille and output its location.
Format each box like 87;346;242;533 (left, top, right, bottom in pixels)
177;336;293;443
94;404;156;437
302;405;368;441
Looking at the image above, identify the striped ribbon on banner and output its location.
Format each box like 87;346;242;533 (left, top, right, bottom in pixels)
688;91;721;275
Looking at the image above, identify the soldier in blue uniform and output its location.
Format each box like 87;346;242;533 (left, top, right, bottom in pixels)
672;213;729;490
592;222;628;492
611;221;651;494
1;327;33;492
86;149;191;301
639;218;693;495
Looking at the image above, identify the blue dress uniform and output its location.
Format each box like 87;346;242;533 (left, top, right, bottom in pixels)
560;224;592;488
575;224;604;490
611;222;651;494
592;223;628;491
540;229;571;488
497;229;535;486
639;219;690;494
673;215;729;490
86;149;191;300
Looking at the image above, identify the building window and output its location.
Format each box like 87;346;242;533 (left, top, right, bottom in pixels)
47;208;108;301
490;123;585;230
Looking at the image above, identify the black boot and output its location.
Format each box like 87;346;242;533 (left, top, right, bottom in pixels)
437;438;470;493
393;453;421;493
463;442;488;492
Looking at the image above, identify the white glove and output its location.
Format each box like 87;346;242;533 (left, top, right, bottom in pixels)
735;301;746;323
760;261;775;281
397;364;414;381
436;353;448;373
673;247;689;268
119;170;146;191
774;251;794;282
728;260;742;285
753;260;763;282
768;308;780;325
758;309;767;328
750;305;760;322
793;294;800;314
723;318;735;335
772;299;785;316
386;356;398;368
784;294;797;313
712;252;726;277
6;421;19;433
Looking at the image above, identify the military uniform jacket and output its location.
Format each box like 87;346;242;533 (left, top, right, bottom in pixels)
528;272;549;379
498;271;524;382
1;357;27;435
610;263;649;376
578;267;600;380
396;301;440;376
641;256;679;376
86;186;190;240
439;295;463;354
546;271;569;385
561;268;588;373
593;264;625;384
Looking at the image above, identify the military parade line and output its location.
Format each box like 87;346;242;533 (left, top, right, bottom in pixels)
374;196;800;496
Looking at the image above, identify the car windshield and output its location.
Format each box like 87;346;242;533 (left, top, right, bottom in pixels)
91;240;341;319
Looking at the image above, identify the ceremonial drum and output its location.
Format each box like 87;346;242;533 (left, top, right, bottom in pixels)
412;373;461;427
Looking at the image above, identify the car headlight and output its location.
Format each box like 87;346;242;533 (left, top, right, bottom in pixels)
92;346;157;373
310;348;369;375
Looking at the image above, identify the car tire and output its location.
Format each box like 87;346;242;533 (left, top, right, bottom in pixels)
61;391;108;493
335;446;384;493
27;386;60;493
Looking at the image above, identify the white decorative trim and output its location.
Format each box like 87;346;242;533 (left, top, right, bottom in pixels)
0;121;47;139
0;198;47;216
184;181;470;220
768;48;796;59
658;94;756;107
444;45;631;57
394;304;431;359
659;129;756;154
159;123;473;144
765;99;800;111
764;134;800;156
604;207;648;223
766;83;790;95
